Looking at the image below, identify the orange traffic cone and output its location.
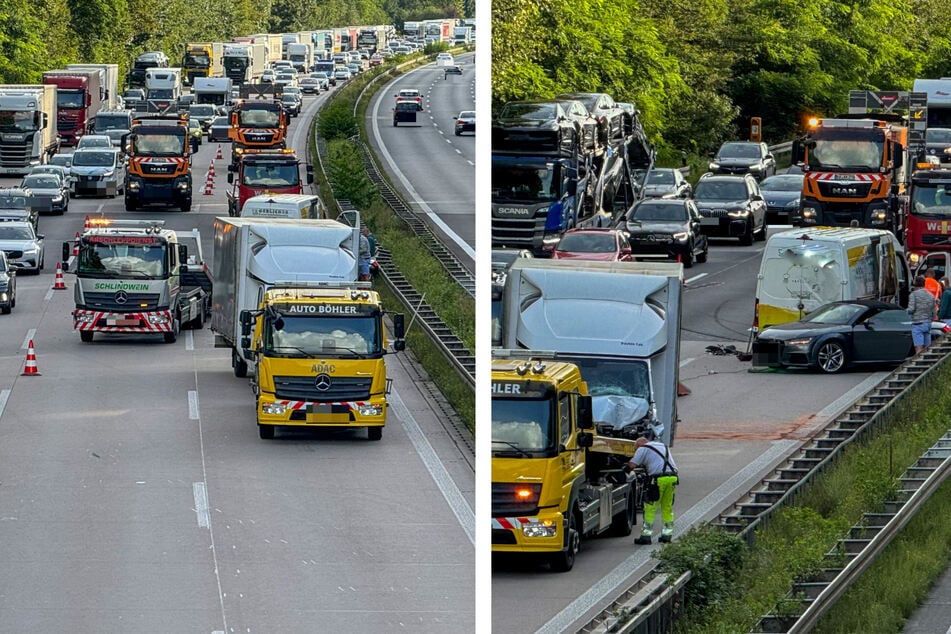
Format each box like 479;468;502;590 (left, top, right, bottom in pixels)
203;175;214;196
72;233;80;258
52;263;67;290
216;144;223;160
677;382;691;396
21;339;41;376
83;215;92;230
208;161;216;177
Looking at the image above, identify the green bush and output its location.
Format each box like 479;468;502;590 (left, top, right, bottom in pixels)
318;101;359;140
326;140;379;209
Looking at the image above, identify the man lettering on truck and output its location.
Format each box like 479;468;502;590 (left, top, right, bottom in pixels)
625;435;679;545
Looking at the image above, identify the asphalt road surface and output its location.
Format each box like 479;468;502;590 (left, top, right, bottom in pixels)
0;77;474;632
366;53;476;268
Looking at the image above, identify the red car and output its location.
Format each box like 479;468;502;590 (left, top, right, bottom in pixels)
549;228;633;261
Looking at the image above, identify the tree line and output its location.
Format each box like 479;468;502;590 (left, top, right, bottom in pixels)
0;0;465;86
492;0;951;160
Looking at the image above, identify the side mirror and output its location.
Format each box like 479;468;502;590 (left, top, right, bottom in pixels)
239;310;253;327
240;336;251;349
306;165;314;184
791;140;803;164
577;394;594;430
178;244;188;263
227;173;234;184
393;313;405;339
62;242;71;262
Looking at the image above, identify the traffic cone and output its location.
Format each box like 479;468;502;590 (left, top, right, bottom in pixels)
83;215;92;230
52;263;67;290
677;382;691;397
21;339;41;376
203;173;214;196
208;161;216;177
72;233;80;258
216;144;223;160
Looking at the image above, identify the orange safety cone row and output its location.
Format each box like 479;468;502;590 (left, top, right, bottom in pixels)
52;263;67;290
203;177;214;196
216;144;223;160
208;161;216;176
21;339;41;376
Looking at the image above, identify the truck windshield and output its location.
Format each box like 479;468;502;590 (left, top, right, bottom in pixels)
492;163;558;203
242;163;298;186
189;105;216;118
133;134;184;156
0;110;37;132
492;398;556;453
911;184;951;217
238;109;280;127
223;58;247;69
147;89;174;99
809;138;884;170
79;242;167;277
184;53;210;67
56;90;85;109
265;315;381;357
570;357;651;400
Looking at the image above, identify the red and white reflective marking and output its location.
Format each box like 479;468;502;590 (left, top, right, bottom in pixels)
129;157;188;164
806;172;886;182
276;400;369;411
74;309;172;332
492;516;539;530
238;128;280;135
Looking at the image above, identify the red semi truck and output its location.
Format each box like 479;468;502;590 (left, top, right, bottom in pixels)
42;69;104;146
226;148;313;216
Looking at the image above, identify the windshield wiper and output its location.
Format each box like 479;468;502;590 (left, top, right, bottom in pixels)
491;440;531;458
268;345;311;355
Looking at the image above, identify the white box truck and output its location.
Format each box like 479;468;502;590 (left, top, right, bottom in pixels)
286;43;313;73
0;85;59;175
502;259;684;445
193;77;233;106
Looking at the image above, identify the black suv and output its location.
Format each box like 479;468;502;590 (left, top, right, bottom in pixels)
556;92;629;145
617;197;708;267
493;101;579;156
693;173;767;245
709;141;775;180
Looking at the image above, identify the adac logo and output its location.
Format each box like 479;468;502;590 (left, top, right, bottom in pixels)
311;362;335;373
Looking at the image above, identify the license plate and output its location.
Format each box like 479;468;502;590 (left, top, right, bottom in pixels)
307;404;334;415
106;318;140;326
700;217;719;226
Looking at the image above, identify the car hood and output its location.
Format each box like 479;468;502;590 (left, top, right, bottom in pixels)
27;187;61;196
761;190;800;205
0;238;39;251
759;322;841;339
715;157;761;167
551;251;619;261
625;221;688;234
70;165;116;176
495;118;557;131
694;198;749;209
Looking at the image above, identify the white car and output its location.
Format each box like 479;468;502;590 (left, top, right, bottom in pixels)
261;69;276;83
436;53;454;67
333;68;351;81
274;72;298;88
76;134;113;149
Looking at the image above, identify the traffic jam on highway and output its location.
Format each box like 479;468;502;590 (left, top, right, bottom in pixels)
490;81;951;583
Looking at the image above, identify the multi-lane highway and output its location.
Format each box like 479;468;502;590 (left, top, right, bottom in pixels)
0;75;474;632
365;54;475;267
491;233;892;633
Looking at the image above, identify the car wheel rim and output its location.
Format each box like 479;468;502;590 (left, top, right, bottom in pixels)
818;343;844;372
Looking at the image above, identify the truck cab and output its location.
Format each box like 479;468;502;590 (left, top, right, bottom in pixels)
226;148;313;216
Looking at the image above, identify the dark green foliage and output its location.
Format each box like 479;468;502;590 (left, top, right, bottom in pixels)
326;139;378;209
317;101;359;140
655;526;747;614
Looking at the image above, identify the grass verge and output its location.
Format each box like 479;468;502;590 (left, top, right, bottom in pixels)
656;360;951;632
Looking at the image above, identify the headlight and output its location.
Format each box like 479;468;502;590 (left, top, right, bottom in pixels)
22;248;38;255
147;313;170;324
728;208;750;218
103;170;114;177
261;401;287;415
786;337;813;347
76;312;96;324
358;403;384;416
871;209;887;224
522;520;558;538
709;162;720;170
51;195;63;202
177;180;189;190
801;207;817;220
127;181;140;191
785;198;801;208
672;232;689;241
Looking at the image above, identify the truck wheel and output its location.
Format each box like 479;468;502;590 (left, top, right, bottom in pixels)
180;198;192;213
79;330;94;343
258;424;275;439
549;509;579;572
610;487;636;537
125;197;137;212
190;307;205;330
368;427;382;441
233;349;248;378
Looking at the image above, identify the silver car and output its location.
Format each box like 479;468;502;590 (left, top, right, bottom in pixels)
48;154;73;178
0;221;44;274
20;173;69;214
69;148;125;198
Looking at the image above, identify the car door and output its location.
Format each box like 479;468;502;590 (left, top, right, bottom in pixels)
687;201;705;248
852;307;913;362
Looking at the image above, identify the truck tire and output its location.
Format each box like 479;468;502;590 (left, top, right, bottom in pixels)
233;349;248;378
180;198;192;213
258;424;275;439
125;196;137;212
79;330;94;343
368;427;382;441
610;487;636;537
549;508;580;572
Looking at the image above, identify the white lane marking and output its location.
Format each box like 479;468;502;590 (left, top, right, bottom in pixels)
44;287;54;301
389;387;474;545
188;390;200;420
0;389;9;419
455;149;462;154
370;73;476;260
185;330;195;351
536;439;800;634
467;160;474;166
193;482;210;528
679;357;695;368
21;329;36;350
685;273;708;285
